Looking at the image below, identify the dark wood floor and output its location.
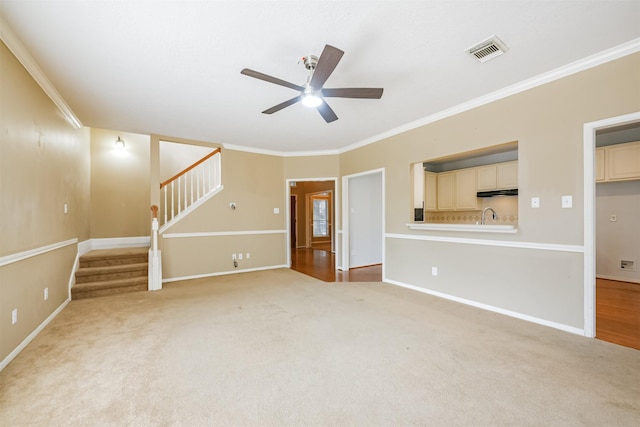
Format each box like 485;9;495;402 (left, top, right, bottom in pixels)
596;278;640;350
290;245;382;283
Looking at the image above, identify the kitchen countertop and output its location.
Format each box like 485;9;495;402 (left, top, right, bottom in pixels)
406;223;518;233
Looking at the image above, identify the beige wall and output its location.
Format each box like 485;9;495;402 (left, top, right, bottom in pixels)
0;41;90;362
339;53;640;329
90;128;150;238
160;149;287;280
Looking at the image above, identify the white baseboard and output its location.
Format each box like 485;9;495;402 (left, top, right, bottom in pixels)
0;298;69;372
383;277;585;337
162;264;289;283
596;274;640;284
79;237;150;253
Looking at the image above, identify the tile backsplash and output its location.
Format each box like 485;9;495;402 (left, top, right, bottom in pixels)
424;197;518;225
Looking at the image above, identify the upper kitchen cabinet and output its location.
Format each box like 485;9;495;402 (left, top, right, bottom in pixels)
437;172;456;211
476;161;518;191
455;168;478;210
604;141;640;181
596;147;606;182
497;161;518;189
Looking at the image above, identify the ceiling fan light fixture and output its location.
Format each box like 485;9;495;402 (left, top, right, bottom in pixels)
301;87;322;108
301;93;322;108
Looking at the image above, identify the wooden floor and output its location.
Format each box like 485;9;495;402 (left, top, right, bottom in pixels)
290;245;382;283
596;278;640;350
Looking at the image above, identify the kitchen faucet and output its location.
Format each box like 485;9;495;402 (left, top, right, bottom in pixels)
481;207;497;224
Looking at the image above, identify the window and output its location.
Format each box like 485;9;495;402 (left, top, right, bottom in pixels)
312;198;329;237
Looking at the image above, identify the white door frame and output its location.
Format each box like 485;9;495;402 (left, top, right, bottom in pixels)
583;111;640;337
341;168;385;273
285;178;338;267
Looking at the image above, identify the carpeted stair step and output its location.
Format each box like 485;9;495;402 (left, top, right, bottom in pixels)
73;247;149;300
75;263;148;283
71;276;149;300
79;248;148;268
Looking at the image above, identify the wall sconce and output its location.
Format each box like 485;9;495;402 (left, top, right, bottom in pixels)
115;136;125;149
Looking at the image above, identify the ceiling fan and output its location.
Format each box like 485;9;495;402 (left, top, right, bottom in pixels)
241;44;383;123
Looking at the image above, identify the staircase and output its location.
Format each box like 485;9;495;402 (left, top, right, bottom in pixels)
72;247;149;299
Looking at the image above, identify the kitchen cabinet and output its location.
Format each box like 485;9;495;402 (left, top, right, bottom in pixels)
497;161;518;189
605;141;640;181
455;168;478;210
476;165;497;191
475;161;518;191
595;147;605;182
424;172;438;211
437;172;455;211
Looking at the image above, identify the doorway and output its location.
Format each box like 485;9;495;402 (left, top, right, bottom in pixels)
583;111;640;341
592;120;640;349
287;179;337;279
342;168;384;273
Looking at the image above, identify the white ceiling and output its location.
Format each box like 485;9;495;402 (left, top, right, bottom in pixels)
1;1;639;154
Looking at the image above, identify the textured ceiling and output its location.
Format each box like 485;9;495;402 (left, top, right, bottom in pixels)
1;0;639;154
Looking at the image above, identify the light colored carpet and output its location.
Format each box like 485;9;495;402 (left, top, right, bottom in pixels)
1;268;638;426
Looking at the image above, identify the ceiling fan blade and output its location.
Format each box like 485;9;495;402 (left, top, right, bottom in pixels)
309;45;344;89
316;101;338;123
262;96;302;114
321;88;384;99
241;68;304;92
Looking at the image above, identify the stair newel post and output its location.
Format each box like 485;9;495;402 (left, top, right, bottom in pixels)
149;205;162;291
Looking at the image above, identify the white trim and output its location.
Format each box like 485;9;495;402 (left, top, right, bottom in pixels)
338;38;640;154
163;229;286;239
0;16;82;129
0;298;70;372
407;222;518;233
85;236;150;250
77;239;93;256
162;264;289;283
159;185;224;234
384;278;584;336
386;232;584;253
582;111;640;338
68;251;80;296
0;239;78;267
596;274;640;284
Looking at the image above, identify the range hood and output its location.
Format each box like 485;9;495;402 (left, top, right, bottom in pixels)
477;188;518;198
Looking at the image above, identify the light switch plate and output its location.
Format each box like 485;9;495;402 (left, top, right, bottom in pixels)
531;197;540;208
273;208;280;214
562;195;572;208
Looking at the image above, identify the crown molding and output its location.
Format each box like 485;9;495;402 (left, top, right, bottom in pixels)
338;38;640;155
0;15;82;129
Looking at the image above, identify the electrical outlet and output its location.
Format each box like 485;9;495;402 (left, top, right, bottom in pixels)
12;309;17;325
246;253;250;259
273;208;280;214
232;253;237;260
238;253;243;260
531;197;540;208
610;215;617;222
431;267;438;276
44;288;49;300
562;195;572;208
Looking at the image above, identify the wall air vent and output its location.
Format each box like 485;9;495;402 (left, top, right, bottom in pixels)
466;35;508;63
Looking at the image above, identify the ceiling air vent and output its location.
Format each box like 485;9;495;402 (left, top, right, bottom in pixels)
466;35;508;63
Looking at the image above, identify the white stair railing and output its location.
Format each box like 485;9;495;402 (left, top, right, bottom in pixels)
160;148;222;227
